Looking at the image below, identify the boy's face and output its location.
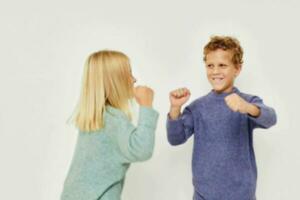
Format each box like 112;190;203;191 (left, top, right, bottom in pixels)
205;49;241;93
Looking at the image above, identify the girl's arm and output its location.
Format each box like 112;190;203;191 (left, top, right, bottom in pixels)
116;106;159;163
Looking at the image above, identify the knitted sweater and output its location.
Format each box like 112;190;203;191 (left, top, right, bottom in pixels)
61;106;159;200
167;87;277;200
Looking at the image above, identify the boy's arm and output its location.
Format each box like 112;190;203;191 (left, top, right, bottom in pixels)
247;96;277;129
225;93;277;129
167;105;194;145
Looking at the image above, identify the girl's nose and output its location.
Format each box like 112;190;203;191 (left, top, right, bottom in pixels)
132;76;137;83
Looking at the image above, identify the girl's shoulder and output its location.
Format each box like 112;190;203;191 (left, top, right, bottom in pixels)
105;106;130;121
104;106;134;132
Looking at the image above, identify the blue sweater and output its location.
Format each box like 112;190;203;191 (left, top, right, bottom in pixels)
167;87;277;200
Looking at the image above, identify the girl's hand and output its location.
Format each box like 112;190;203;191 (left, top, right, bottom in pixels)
134;86;154;107
169;88;191;108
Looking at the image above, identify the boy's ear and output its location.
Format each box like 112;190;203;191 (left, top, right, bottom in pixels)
235;64;242;76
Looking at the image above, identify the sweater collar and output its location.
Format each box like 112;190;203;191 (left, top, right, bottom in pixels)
209;87;240;99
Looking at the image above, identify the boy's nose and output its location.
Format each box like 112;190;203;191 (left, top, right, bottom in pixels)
212;68;220;74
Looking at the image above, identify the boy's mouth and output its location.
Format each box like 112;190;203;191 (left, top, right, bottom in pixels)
212;77;224;82
211;77;225;86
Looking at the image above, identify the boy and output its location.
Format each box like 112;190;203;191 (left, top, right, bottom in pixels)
167;36;277;200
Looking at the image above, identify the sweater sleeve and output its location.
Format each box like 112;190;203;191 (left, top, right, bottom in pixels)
166;106;194;145
247;96;277;129
116;106;159;163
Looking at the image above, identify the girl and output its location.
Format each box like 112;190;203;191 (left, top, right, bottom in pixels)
61;50;159;200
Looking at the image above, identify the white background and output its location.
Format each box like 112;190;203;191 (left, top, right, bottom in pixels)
1;0;300;199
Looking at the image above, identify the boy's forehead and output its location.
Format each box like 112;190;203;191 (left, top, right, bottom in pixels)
205;49;233;61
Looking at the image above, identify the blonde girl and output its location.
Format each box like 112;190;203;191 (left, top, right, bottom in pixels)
61;50;159;200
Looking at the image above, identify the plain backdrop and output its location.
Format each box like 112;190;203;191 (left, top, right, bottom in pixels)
1;0;300;199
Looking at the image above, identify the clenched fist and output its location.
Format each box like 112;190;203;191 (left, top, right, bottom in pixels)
169;88;191;119
169;88;191;108
225;93;260;117
134;86;154;107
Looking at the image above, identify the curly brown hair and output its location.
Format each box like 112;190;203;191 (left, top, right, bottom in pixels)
203;36;244;65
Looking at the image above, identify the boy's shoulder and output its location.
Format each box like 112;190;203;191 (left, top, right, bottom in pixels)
186;92;211;110
186;88;262;109
237;90;262;103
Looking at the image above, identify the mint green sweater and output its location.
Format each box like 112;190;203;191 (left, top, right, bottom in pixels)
61;106;159;200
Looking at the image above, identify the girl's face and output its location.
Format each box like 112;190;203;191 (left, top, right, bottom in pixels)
129;68;137;86
129;68;136;98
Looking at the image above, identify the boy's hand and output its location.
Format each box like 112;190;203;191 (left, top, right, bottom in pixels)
225;93;260;117
225;93;249;113
169;88;191;107
169;88;191;119
134;86;154;107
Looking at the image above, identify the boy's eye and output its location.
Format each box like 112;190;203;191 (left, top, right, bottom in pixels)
219;64;227;68
206;64;213;68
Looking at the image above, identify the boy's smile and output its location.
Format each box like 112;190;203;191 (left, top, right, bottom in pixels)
205;49;241;94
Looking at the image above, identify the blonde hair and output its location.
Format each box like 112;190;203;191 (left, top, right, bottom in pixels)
203;36;244;66
72;50;134;132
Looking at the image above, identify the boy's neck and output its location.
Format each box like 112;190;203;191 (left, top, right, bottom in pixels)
213;86;234;94
210;86;239;98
